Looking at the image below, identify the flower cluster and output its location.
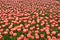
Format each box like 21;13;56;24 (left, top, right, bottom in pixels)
0;0;60;40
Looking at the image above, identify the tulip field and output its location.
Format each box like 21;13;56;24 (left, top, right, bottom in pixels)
0;0;60;40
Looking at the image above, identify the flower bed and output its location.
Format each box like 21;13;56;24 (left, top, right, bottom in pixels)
0;0;60;40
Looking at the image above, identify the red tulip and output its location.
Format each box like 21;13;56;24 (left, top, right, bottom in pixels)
6;29;9;32
51;24;55;28
23;20;27;23
2;25;6;28
8;24;13;29
23;29;28;33
36;28;39;30
28;20;31;24
52;36;57;40
58;20;60;23
25;24;30;29
51;31;56;36
15;17;18;21
46;31;50;36
47;36;51;40
11;28;16;32
19;35;24;40
17;28;21;32
17;37;21;40
55;24;58;27
36;24;39;28
19;24;23;28
37;18;40;23
40;34;44;38
41;13;44;16
13;33;17;37
24;37;28;40
58;27;60;31
40;29;44;32
3;31;8;35
27;34;31;38
0;26;1;29
35;34;39;39
57;33;60;38
35;30;39;34
31;20;36;25
9;31;13;36
0;35;2;40
58;38;60;40
5;22;9;26
31;36;34;40
30;27;35;31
